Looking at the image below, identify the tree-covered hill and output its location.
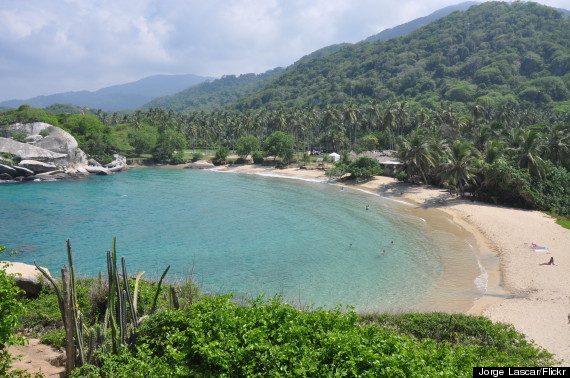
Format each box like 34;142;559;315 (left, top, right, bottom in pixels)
364;1;479;42
232;2;570;111
141;68;284;112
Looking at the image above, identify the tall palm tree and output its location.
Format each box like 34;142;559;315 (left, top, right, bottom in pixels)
398;129;438;184
439;140;481;198
545;123;570;167
510;129;546;178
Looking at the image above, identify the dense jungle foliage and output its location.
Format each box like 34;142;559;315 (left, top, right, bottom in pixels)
234;2;570;111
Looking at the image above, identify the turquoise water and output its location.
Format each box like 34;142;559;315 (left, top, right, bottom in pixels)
0;168;483;312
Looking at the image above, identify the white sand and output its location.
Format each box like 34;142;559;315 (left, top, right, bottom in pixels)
224;165;570;364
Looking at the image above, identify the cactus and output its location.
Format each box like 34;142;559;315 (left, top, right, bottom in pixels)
35;237;171;371
151;265;171;314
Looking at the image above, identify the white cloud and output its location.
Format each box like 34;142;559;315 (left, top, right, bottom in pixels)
0;0;568;102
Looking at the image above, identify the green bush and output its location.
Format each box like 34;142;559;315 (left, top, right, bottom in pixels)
347;156;382;180
360;312;556;365
40;328;66;350
396;172;408;182
252;151;265;164
11;131;27;142
212;147;229;166
79;295;556;376
0;247;25;375
191;152;204;162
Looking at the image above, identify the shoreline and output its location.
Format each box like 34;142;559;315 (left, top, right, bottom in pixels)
218;164;570;364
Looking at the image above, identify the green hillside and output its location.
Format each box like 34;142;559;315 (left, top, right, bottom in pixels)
364;1;479;42
142;68;284;112
233;1;570;111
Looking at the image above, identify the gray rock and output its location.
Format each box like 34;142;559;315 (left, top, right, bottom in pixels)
105;154;128;172
0;137;67;162
13;165;35;176
85;166;112;175
5;123;89;170
18;160;58;173
88;158;101;167
1;261;52;298
0;172;13;180
25;135;44;143
186;160;215;169
0;163;17;175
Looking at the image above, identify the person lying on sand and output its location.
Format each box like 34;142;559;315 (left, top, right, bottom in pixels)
539;257;556;266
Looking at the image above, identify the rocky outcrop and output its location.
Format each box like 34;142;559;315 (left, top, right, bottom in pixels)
186;160;215;169
18;160;58;173
0;137;67;161
105;154;128;172
2;261;52;298
0;122;127;181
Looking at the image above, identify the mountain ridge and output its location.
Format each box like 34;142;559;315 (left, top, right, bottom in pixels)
0;74;213;111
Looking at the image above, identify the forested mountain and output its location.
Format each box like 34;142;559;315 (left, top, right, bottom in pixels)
233;2;570;111
0;74;211;111
141;68;284;112
364;1;479;42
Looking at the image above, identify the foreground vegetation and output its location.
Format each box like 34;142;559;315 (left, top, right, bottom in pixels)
0;241;558;377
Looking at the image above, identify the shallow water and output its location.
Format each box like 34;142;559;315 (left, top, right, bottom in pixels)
0;168;484;312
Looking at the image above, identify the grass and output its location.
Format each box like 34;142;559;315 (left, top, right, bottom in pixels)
555;218;570;229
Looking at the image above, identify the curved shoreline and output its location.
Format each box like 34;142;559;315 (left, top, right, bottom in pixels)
219;165;570;364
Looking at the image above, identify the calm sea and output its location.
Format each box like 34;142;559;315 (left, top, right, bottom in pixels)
0;168;484;313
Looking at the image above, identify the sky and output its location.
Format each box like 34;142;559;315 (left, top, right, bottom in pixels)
0;0;568;102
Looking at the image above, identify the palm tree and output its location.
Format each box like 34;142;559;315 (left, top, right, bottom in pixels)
509;129;546;178
545;123;570;167
398;129;438;184
439;140;481;198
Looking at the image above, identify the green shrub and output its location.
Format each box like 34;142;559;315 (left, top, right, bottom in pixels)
252;151;265;164
212;147;229;166
396;172;408;182
11;131;27;143
39;129;50;137
191;152;204;162
40;328;66;350
359;312;556;366
76;295;556;376
347;156;382;180
0;247;25;375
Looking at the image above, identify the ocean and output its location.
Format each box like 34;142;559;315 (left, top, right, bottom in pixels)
0;167;485;313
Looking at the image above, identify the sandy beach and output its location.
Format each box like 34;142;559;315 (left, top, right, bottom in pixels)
223;164;570;365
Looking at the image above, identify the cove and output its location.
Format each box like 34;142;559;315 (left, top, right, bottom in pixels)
0;167;484;313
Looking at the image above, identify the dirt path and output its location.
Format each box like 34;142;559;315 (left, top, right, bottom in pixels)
8;338;65;377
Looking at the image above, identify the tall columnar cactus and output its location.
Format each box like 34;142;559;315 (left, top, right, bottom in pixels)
35;238;170;371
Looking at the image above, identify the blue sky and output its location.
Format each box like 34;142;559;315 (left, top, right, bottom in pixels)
0;0;568;102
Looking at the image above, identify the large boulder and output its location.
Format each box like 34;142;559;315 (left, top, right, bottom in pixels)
0;163;17;175
6;123;89;170
85;166;112;175
2;261;52;298
0;122;127;180
0;137;67;162
18;160;58;173
105;154;128;172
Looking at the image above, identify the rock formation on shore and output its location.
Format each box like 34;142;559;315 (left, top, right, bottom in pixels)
0;122;127;181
